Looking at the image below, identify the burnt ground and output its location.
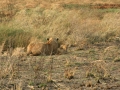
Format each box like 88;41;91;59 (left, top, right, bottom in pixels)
0;44;120;90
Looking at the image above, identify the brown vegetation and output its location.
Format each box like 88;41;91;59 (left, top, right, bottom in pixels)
91;3;120;9
1;38;13;55
12;47;26;57
64;68;75;80
86;60;110;79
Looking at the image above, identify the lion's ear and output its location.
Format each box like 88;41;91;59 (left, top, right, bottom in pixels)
56;38;59;41
47;38;49;41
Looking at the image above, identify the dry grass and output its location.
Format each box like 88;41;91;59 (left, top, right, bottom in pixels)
0;4;120;48
12;47;26;57
0;0;120;89
104;45;120;60
86;60;110;80
0;47;120;89
0;57;23;82
64;69;74;80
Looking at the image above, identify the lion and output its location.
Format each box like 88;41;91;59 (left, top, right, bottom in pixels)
57;44;68;54
27;37;59;56
60;44;68;52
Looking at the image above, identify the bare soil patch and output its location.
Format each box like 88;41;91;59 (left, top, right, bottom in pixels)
0;44;120;90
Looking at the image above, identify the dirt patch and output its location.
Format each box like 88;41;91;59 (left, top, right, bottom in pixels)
0;44;120;90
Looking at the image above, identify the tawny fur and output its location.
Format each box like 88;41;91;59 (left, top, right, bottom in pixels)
57;44;68;54
60;44;68;52
27;38;59;56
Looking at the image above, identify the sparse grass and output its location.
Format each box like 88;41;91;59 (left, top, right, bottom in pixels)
0;56;56;89
64;68;75;80
103;46;119;60
64;58;77;80
0;49;120;89
114;57;120;62
86;60;110;80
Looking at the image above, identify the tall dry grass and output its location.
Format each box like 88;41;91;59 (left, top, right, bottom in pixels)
0;26;32;49
0;0;120;48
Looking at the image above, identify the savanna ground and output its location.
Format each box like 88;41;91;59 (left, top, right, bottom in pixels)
0;0;120;90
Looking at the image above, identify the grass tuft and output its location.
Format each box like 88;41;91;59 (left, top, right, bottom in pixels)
0;26;32;49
